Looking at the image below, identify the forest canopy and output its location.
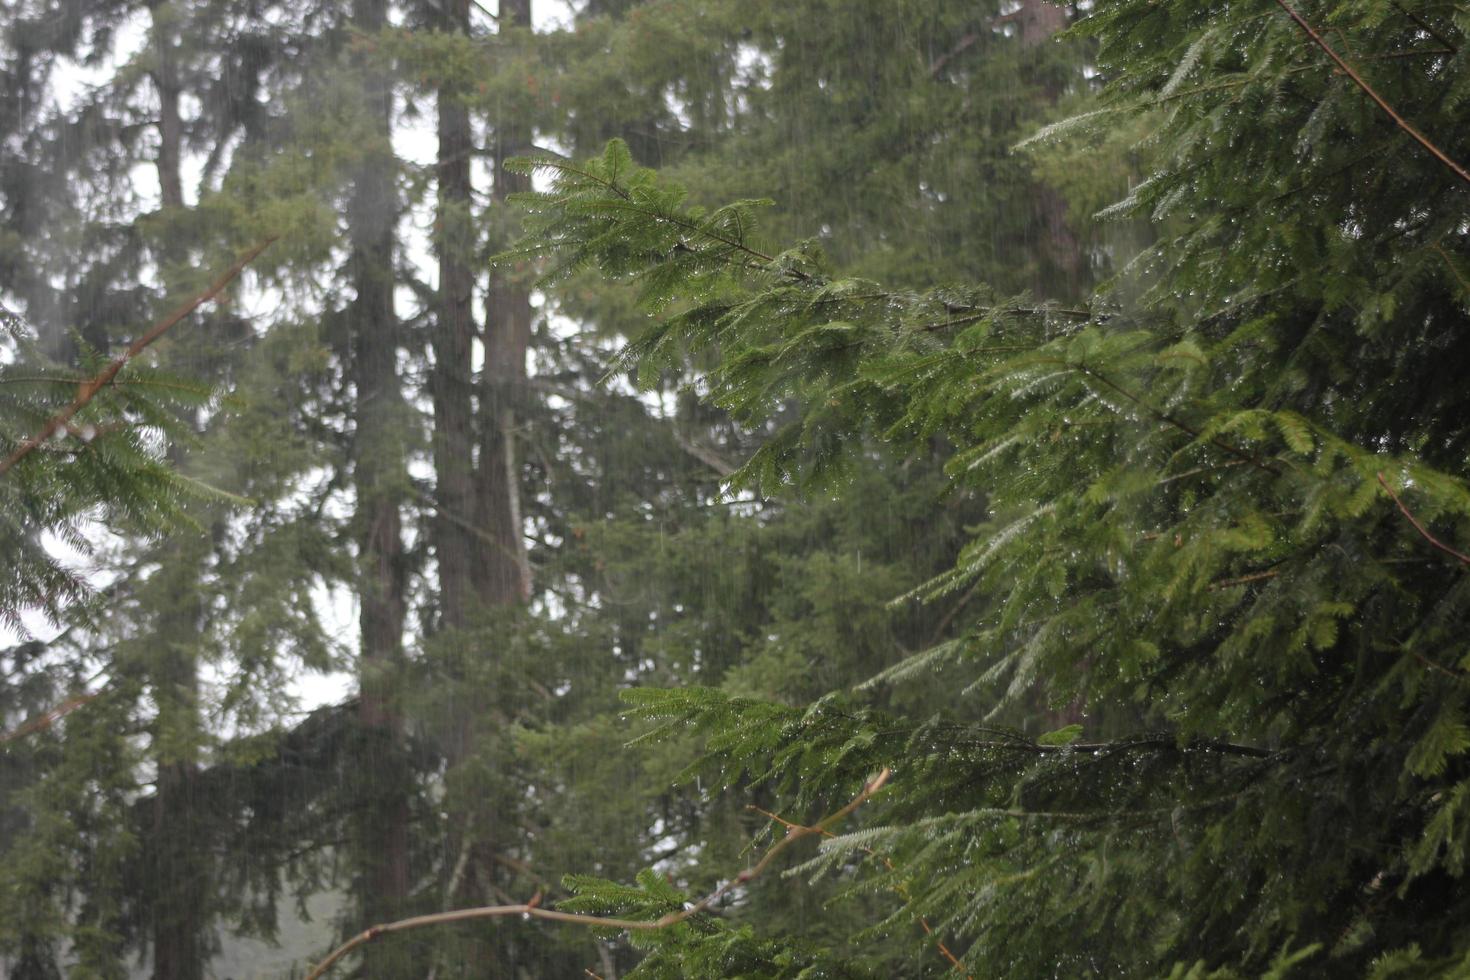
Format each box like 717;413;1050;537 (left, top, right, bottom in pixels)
2;1;1470;978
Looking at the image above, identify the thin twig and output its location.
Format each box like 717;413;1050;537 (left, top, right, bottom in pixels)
1273;0;1470;185
1064;361;1280;475
1431;243;1470;301
1158;459;1251;486
929;31;978;77
0;238;277;478
1376;472;1470;565
304;769;890;980
928;581;982;646
1208;569;1281;591
669;428;738;478
749;801;973;977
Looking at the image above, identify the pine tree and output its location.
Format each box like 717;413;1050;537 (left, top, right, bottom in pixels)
503;0;1470;972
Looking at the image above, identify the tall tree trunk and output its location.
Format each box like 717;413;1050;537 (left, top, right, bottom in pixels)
151;1;185;213
1009;0;1083;298
428;2;488;948
429;0;534;937
475;0;533;610
347;0;412;971
1009;0;1068;49
148;568;206;980
146;9;206;977
431;0;477;633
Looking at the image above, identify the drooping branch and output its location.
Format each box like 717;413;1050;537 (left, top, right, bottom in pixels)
1388;0;1458;54
1375;472;1469;679
528;157;784;270
1377;472;1470;566
1062;360;1281;475
1273;0;1470;185
0;237;277;478
749;800;972;977
304;768;891;980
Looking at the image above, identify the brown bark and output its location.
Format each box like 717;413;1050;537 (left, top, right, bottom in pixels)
152;11;185;212
429;2;534;937
150;720;204;980
1005;0;1068;50
475;0;533;608
1009;0;1083;298
347;0;412;970
428;5;486;942
1035;183;1083;297
431;0;478;632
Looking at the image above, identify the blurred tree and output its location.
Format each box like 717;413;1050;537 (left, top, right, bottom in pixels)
2;0;1114;976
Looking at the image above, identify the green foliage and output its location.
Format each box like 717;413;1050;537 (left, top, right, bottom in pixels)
508;0;1470;971
557;868;874;979
0;317;210;630
13;0;1470;976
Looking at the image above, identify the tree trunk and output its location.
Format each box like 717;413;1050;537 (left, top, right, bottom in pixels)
148;561;206;980
432;0;534;942
1009;0;1068;50
475;0;534;610
431;0;478;633
1013;0;1083;298
347;0;412;971
146;9;206;976
151;1;185;213
428;3;489;951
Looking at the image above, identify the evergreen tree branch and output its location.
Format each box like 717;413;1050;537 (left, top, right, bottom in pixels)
529;157;786;271
1388;0;1458;54
600;197;782;270
1207;569;1280;590
1060;360;1281;475
1143;50;1454;111
748;802;973;978
0;237;278;478
1376;472;1470;566
1430;242;1470;300
1273;0;1470;185
904;727;1276;760
304;769;890;980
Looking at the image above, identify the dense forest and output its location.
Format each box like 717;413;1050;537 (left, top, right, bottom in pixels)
2;0;1469;976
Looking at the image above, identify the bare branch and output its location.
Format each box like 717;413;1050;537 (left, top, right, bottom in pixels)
304;768;891;980
0;237;277;478
1208;569;1281;591
749;799;972;977
1377;471;1470;566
